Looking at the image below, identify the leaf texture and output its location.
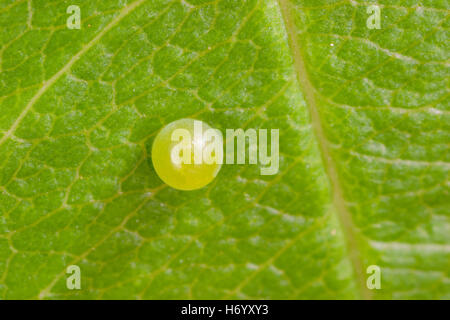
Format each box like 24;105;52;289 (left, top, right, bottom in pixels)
0;0;448;299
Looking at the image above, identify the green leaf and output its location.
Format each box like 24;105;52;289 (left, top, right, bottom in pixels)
0;0;448;299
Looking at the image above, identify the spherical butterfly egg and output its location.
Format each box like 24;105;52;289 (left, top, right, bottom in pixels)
152;118;223;191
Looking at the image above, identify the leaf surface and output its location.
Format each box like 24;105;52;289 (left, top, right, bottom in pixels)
0;0;448;299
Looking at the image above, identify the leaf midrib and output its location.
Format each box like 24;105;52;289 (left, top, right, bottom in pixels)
276;0;372;299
